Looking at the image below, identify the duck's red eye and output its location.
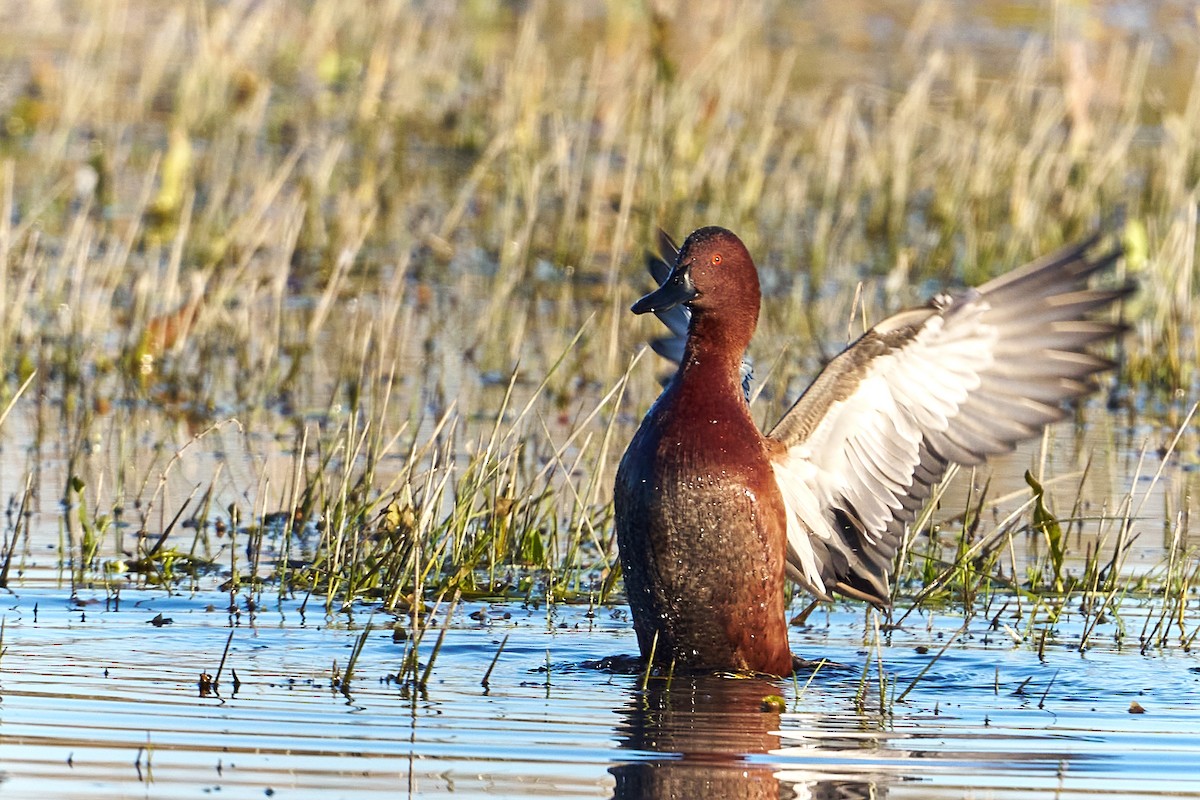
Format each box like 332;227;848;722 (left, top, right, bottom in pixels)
712;253;722;265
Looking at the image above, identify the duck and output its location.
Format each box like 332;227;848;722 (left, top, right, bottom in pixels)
613;225;1130;675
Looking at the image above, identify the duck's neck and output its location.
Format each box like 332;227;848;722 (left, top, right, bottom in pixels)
677;310;754;395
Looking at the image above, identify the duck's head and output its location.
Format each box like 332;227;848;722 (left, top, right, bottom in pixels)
632;226;761;350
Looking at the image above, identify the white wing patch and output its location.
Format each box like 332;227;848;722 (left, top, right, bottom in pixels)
771;304;999;599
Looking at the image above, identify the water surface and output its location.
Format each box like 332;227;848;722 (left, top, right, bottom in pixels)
3;589;1199;798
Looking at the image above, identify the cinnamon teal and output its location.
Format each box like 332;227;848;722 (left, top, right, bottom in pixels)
614;225;1130;675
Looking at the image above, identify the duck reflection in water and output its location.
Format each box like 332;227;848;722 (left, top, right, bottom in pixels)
609;673;887;800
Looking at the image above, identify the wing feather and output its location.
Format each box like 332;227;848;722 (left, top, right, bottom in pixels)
769;232;1131;604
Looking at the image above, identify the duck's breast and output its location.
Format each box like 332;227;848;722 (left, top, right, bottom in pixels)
614;386;791;673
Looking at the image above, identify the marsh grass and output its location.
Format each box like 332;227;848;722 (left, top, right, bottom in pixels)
0;2;1197;652
887;400;1200;659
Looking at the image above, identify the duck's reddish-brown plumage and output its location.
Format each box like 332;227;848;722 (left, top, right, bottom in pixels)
616;223;1130;677
614;227;792;674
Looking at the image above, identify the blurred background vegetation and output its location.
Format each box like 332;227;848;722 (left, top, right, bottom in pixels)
0;1;1196;614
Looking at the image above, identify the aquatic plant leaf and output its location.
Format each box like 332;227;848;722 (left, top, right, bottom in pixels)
1025;470;1065;592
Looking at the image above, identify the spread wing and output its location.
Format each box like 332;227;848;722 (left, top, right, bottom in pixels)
644;229;689;364
768;232;1131;605
643;229;754;399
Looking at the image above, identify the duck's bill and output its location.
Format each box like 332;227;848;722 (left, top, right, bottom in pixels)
631;268;697;314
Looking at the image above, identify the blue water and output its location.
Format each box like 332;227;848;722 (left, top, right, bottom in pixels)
2;588;1198;799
